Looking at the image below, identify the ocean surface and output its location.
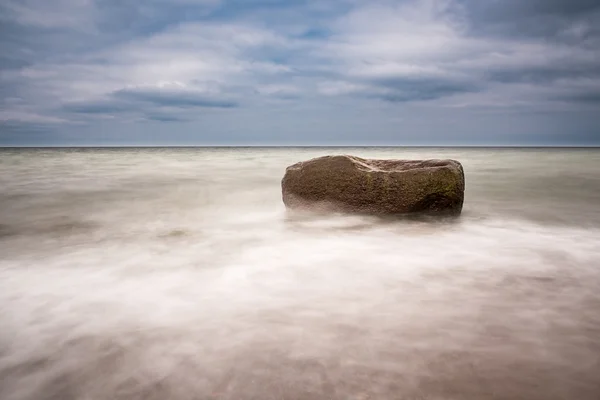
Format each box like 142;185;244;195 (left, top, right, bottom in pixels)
1;147;599;400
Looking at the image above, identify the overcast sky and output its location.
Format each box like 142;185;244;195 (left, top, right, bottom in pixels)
1;0;599;146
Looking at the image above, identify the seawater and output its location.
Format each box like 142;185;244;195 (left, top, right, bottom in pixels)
1;147;599;400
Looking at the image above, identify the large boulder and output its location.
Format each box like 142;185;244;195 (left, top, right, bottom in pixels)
281;155;465;216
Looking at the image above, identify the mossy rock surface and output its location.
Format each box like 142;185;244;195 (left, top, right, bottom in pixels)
281;155;465;216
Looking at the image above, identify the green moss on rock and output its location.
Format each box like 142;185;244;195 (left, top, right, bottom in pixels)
282;155;465;216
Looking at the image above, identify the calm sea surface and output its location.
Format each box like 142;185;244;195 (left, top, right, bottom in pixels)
1;147;599;400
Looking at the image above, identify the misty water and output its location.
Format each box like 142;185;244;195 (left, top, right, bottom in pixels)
1;147;599;400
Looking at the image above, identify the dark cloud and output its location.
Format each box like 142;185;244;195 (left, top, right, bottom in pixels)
144;113;189;122
486;66;600;85
0;21;35;70
113;88;238;108
460;0;600;40
368;77;479;103
62;87;238;121
92;0;221;39
556;92;600;104
463;0;600;20
453;0;600;107
63;100;136;114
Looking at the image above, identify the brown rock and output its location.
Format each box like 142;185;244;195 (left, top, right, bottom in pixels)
281;155;465;216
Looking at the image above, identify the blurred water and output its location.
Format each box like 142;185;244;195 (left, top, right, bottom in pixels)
0;147;599;400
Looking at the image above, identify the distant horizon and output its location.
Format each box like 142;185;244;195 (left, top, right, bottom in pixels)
2;144;600;149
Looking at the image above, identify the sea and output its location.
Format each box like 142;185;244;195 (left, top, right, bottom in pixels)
1;147;599;400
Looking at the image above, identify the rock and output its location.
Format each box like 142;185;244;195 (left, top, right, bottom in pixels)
281;155;465;216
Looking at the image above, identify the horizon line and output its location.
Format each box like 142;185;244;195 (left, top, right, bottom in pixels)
1;145;599;149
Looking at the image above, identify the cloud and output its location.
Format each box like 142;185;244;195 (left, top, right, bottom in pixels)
255;84;302;99
62;83;238;124
0;0;96;29
459;0;600;41
560;92;600;104
0;110;69;124
63;99;135;115
4;19;289;123
1;0;600;145
462;0;600;22
309;0;600;110
318;81;367;96
370;77;479;102
144;113;189;122
309;1;480;103
548;77;600;105
114;86;238;108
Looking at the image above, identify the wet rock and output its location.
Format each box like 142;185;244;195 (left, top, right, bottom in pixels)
281;155;465;216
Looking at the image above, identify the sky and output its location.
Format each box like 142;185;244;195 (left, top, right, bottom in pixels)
1;0;599;146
